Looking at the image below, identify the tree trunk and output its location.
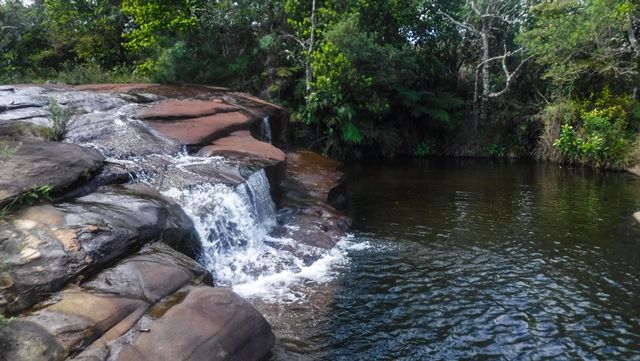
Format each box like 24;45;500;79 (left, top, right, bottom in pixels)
305;0;317;94
479;17;491;126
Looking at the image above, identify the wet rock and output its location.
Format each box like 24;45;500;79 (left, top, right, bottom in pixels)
65;108;181;158
198;131;287;188
0;140;104;206
0;184;198;314
113;287;275;361
224;92;288;145
0;107;49;122
0;91;48;113
273;150;350;251
28;291;149;354
284;150;345;205
0;320;65;361
627;166;640;178
137;99;240;120
144;112;253;147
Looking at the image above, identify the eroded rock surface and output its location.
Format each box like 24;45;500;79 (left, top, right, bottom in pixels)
0;243;221;361
0;184;197;314
109;287;275;361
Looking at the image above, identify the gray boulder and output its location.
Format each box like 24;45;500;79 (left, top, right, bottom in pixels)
0;140;104;206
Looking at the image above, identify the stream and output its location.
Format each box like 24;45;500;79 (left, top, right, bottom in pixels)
271;159;640;360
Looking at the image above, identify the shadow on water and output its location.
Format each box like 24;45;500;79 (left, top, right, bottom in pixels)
274;158;640;360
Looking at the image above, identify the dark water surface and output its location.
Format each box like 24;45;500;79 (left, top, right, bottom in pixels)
285;159;640;360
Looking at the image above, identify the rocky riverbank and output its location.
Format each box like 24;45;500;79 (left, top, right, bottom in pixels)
0;84;348;361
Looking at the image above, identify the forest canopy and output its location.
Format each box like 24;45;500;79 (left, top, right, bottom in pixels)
1;0;639;166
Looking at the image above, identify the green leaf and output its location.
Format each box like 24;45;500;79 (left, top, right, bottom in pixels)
341;121;364;144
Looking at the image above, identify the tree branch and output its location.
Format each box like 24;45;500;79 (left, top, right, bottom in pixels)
475;47;524;69
438;9;480;35
487;52;532;98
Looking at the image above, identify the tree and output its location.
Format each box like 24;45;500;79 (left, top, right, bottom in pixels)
437;0;531;126
44;0;127;69
121;0;198;74
522;0;639;97
0;0;49;81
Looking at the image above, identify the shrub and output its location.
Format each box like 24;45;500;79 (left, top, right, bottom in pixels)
543;90;640;168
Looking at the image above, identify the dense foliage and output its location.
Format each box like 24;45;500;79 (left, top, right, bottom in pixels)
1;0;638;166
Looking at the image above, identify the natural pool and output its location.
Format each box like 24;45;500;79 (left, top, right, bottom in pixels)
273;159;640;360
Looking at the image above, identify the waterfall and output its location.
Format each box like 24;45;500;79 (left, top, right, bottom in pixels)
260;116;272;143
162;169;350;302
93;149;348;303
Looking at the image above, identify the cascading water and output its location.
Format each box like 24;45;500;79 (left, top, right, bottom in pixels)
66;98;351;303
260;116;272;143
163;168;350;302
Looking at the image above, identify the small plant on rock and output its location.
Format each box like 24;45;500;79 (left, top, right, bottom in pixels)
0;314;12;328
0;141;16;164
43;99;73;141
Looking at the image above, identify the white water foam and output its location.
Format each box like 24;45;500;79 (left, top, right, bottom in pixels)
163;169;355;302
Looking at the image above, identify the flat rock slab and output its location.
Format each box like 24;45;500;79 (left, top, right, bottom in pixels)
0;140;104;206
137;99;240;120
113;287;275;361
198;131;287;188
145;112;252;146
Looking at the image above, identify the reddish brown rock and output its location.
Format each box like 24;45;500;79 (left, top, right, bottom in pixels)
198;131;287;188
144;112;252;146
114;287;275;361
137;99;239;120
285;150;345;204
272;150;351;251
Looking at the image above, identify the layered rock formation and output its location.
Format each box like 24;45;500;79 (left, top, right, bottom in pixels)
0;83;348;361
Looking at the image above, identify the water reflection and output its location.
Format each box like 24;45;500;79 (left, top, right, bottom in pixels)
319;159;640;360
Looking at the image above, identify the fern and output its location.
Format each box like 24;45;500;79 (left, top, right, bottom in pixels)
424;109;451;123
342;121;364;144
